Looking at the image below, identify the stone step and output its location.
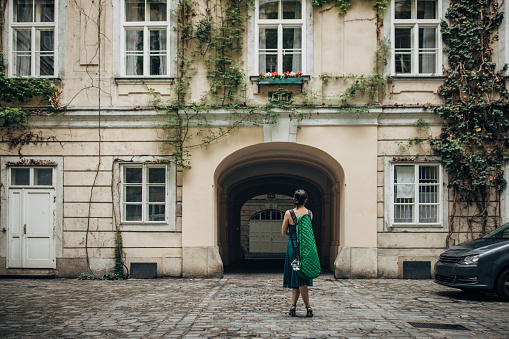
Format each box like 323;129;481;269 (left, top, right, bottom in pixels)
2;268;58;278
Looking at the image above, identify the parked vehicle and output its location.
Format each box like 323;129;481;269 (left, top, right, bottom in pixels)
434;222;509;301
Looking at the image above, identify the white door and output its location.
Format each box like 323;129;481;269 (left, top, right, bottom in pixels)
249;220;287;254
9;189;55;268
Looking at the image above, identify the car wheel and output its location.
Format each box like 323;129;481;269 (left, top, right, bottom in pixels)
495;268;509;302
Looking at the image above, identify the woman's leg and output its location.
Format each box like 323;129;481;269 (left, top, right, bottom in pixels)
299;285;309;306
292;288;300;305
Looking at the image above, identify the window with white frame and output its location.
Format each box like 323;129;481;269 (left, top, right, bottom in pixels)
390;163;442;226
9;0;57;77
256;0;305;74
122;0;170;76
121;164;168;223
392;0;441;75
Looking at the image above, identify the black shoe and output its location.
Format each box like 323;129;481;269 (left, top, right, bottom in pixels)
306;305;313;318
289;304;296;316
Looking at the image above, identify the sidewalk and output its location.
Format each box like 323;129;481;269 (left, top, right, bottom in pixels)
1;272;508;338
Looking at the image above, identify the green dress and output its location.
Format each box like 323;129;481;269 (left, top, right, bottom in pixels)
283;223;313;288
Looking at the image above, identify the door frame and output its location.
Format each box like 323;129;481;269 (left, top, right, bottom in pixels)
1;157;63;270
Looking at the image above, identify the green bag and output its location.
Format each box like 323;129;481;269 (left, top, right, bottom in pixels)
290;210;322;280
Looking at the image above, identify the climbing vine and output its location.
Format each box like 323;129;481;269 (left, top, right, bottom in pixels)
430;0;509;245
155;0;279;169
157;0;393;168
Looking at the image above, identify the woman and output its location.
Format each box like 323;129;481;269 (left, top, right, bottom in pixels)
281;189;313;317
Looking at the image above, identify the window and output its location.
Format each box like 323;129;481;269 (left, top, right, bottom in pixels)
390;163;442;226
249;209;284;221
9;0;57;77
121;164;168;222
391;0;441;75
256;0;305;74
9;167;54;187
121;0;170;76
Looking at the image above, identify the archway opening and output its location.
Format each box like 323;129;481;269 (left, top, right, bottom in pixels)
215;143;344;273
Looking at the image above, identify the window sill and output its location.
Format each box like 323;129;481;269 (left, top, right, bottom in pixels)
388;223;447;233
114;77;175;85
120;223;175;232
390;75;446;82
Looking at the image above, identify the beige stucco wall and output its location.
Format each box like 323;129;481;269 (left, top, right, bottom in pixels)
0;0;476;279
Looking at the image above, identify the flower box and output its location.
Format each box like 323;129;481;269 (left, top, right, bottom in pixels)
251;73;310;92
256;77;305;85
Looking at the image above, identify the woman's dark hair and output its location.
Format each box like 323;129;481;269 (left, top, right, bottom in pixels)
293;189;308;206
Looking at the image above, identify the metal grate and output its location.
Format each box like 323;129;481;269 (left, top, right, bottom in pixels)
438;254;461;263
408;322;470;331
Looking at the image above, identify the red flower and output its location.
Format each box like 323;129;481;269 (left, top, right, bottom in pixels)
272;72;278;76
259;72;263;76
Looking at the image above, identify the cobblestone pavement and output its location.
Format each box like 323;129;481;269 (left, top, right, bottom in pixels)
1;271;509;338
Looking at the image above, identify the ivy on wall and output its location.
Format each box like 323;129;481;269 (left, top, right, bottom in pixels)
431;0;509;245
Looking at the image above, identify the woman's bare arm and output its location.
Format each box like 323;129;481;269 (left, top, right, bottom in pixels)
281;210;291;236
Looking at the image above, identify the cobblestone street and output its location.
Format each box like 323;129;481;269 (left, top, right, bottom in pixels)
1;271;508;338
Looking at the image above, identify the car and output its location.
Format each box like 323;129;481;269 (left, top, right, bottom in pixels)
434;222;509;301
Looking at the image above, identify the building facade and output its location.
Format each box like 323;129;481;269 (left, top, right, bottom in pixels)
1;0;507;278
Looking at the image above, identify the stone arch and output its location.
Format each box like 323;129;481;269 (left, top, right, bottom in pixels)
214;142;345;271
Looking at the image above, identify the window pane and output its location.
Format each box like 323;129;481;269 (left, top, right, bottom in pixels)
419;165;438;183
148;186;165;202
125;167;142;183
419;27;436;73
37;30;54;52
417;0;436;19
126;30;144;75
150;30;167;75
394;0;411;19
395;28;412;74
283;28;302;72
35;168;52;185
394;204;413;223
125;205;142;221
126;56;143;75
126;30;144;51
37;30;55;76
15;30;32;52
38;55;54;76
419;205;437;223
283;53;301;73
15;0;33;22
419;185;437;203
148;0;167;21
36;0;55;22
259;27;278;73
14;29;31;76
260;27;278;49
395;28;411;49
126;0;145;21
125;186;142;202
11;168;30;186
259;0;278;19
148;205;165;221
395;165;415;199
419;27;436;49
150;30;167;51
282;0;301;19
148;167;165;183
283;28;301;49
150;55;166;75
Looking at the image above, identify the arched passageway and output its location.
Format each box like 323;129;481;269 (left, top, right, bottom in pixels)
215;143;344;272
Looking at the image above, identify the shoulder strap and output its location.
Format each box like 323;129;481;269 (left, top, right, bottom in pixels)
289;209;297;225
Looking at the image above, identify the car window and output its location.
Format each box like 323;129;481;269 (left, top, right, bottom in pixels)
483;223;509;239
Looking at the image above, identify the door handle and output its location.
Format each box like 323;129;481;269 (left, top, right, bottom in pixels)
24;224;26;235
